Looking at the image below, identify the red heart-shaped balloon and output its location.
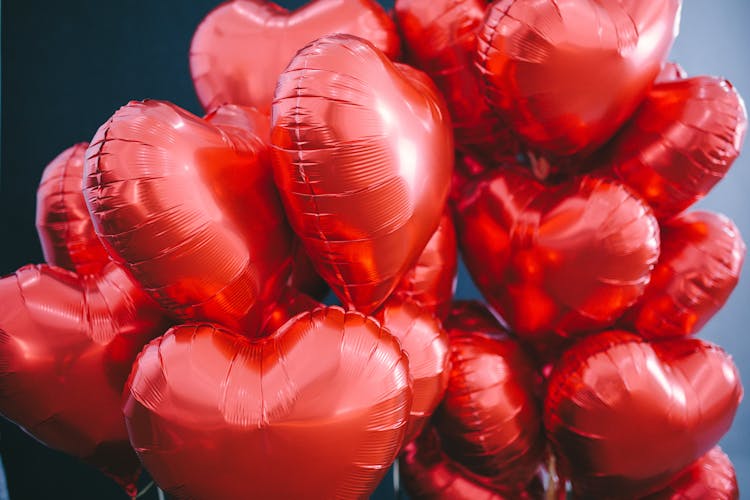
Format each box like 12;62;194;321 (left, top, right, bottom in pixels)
545;331;742;498
400;427;545;500
36;143;111;276
476;0;681;156
395;0;517;163
391;211;457;318
0;263;168;493
84;101;293;333
272;34;453;314
190;0;400;113
595;76;747;220
433;301;545;493
376;299;450;443
642;446;738;500
656;62;688;84
622;211;745;339
124;307;412;499
455;166;660;344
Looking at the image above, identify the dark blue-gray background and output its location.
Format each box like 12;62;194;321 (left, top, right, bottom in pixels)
1;1;748;498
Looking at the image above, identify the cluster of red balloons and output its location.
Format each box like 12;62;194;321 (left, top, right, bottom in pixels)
0;0;746;498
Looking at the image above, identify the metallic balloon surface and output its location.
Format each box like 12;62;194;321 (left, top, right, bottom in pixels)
391;212;457;318
400;427;543;500
434;301;544;493
289;240;329;301
545;331;742;498
190;0;400;114
395;0;517;163
0;263;168;493
36;143;110;276
623;211;745;339
656;62;688;84
375;300;450;443
124;307;412;500
596;76;747;220
272;34;454;314
455;166;660;342
84;100;293;334
643;446;738;500
476;0;681;156
260;286;321;337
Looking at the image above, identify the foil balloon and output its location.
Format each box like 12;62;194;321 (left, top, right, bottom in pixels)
260;286;321;337
454;166;659;343
433;301;545;493
124;307;412;500
400;427;544;500
476;0;681;157
375;299;450;442
643;446;738;500
595;76;747;220
272;34;454;314
190;0;400;113
84;100;293;334
395;0;517;163
545;331;742;498
36;143;110;276
0;263;168;495
623;211;745;339
391;211;457;318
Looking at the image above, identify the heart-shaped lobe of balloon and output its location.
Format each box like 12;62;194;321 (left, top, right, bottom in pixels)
395;0;517;163
190;0;400;114
596;76;747;220
85;100;293;333
400;427;545;500
623;211;745;339
455;166;660;343
642;446;738;500
0;263;168;494
545;331;742;498
376;299;450;443
124;307;412;500
36;143;111;276
391;211;457;319
433;301;545;494
272;34;454;314
476;0;681;156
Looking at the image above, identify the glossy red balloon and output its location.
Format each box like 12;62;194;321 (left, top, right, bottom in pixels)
433;301;544;493
400;427;544;500
272;34;454;314
84;100;293;334
124;307;412;499
375;300;450;443
391;212;457;318
455;166;660;343
623;211;745;339
395;0;517;163
643;447;738;500
0;263;168;494
545;331;742;498
596;76;747;220
190;0;400;114
476;0;681;157
36;143;111;276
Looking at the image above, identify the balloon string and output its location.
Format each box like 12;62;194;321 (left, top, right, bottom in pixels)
135;481;154;499
392;458;402;499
